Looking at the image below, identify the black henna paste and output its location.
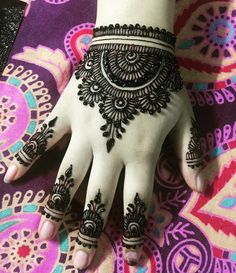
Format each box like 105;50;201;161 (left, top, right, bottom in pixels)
76;189;106;248
15;117;58;166
122;193;147;249
42;165;74;222
75;24;183;152
186;118;203;169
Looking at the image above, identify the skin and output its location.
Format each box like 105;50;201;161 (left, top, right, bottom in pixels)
4;0;207;270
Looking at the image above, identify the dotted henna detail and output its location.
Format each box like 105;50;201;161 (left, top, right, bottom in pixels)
122;193;147;249
186;118;204;169
75;25;183;152
76;189;106;248
15;117;58;167
42;165;74;222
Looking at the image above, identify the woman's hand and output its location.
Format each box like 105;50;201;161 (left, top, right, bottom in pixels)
3;23;206;270
3;0;207;269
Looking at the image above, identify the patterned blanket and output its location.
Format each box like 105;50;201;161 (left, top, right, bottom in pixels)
0;0;235;272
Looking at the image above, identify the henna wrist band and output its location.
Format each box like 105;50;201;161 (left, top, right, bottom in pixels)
75;24;183;152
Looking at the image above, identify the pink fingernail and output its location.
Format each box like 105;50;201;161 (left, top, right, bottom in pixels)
39;221;56;240
74;250;89;270
4;165;17;183
126;252;138;266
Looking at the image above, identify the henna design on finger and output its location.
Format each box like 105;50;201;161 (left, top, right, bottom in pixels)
122;193;147;249
42;165;74;222
186;118;204;169
15;117;58;166
76;189;106;248
75;24;183;152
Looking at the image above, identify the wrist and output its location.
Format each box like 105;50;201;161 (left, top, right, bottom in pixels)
96;0;175;32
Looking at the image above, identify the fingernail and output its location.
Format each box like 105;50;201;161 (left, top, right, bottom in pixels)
126;252;138;266
39;221;56;240
74;250;89;270
4;165;17;183
196;176;206;192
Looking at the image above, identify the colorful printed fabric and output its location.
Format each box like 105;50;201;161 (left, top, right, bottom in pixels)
0;0;236;272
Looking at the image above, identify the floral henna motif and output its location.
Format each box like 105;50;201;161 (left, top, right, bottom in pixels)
42;165;74;222
15;117;57;166
186;118;203;169
122;193;147;249
75;24;183;152
76;189;106;248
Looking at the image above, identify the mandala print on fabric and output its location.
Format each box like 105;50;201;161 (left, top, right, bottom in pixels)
180;155;236;271
200;122;236;165
191;6;236;59
42;165;75;222
64;23;95;68
15;117;58;167
76;189;106;249
0;64;53;174
0;229;47;272
176;2;236;107
0;96;17;133
0;190;73;273
76;25;183;152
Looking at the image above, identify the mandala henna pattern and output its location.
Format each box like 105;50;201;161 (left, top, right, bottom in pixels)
122;193;147;249
15;117;58;166
76;189;106;248
75;24;183;152
42;165;74;222
186;118;203;168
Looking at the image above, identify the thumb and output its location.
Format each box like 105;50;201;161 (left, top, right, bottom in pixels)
169;93;206;193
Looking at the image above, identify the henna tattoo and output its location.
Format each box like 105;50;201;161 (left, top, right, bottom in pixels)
75;24;183;152
186;118;203;169
42;165;74;222
122;193;147;249
15;117;58;166
76;189;106;248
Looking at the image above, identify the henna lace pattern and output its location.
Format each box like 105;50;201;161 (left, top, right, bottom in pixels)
75;24;183;152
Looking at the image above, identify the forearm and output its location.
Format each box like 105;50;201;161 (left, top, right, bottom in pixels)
96;0;176;31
